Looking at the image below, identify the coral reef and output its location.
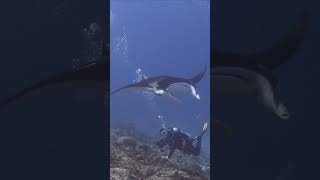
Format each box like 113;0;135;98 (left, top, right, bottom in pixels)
110;127;210;180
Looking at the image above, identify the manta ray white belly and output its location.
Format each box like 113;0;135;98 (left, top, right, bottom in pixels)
213;67;289;119
166;83;200;99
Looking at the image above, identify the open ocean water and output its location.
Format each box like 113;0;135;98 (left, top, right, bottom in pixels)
110;0;210;153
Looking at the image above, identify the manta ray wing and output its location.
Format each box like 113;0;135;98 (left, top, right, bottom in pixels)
189;65;207;84
0;61;105;108
213;12;309;69
250;11;309;69
110;82;147;95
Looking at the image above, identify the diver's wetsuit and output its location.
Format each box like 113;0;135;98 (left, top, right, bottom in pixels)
155;127;205;158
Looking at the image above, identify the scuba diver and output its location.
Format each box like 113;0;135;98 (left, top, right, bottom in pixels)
155;122;208;159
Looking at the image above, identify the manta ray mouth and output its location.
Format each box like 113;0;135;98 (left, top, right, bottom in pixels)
154;89;165;95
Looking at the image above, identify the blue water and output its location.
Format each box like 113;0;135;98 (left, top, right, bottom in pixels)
110;0;210;153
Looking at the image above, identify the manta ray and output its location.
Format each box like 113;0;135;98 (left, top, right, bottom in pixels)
110;66;207;103
212;12;308;119
0;13;308;117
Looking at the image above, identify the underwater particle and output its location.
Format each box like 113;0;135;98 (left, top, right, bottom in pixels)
133;67;149;93
112;27;129;61
157;115;166;128
134;68;143;82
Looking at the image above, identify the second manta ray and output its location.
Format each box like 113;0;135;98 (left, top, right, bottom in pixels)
110;66;207;103
212;12;309;119
0;12;308;118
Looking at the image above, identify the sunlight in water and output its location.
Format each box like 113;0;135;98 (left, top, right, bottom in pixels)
111;9;167;128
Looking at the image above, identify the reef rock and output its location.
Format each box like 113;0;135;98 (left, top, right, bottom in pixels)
110;128;210;180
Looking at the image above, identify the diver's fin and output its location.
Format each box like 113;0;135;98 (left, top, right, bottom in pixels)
189;65;207;84
163;92;182;104
203;122;208;132
193;122;208;141
197;122;208;138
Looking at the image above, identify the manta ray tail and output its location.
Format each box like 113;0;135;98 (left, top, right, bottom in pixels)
189;65;207;84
